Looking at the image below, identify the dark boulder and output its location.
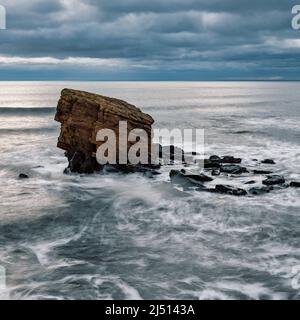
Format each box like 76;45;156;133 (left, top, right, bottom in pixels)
290;181;300;188
262;175;285;186
253;170;274;175
169;170;206;190
180;169;213;182
261;159;276;165
245;180;256;185
221;156;242;164
204;159;221;169
209;155;221;162
249;186;274;195
210;184;247;196
19;173;29;179
220;164;248;174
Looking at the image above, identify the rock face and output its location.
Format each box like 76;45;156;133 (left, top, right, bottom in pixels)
55;89;154;173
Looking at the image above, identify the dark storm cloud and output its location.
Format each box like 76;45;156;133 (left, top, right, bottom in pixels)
0;0;299;79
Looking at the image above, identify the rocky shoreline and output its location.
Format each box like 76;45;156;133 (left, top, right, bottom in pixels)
166;149;300;196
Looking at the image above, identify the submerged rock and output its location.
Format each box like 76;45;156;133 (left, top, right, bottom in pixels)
252;170;274;175
290;181;300;188
18;173;29;179
204;159;221;169
209;155;221;162
261;159;276;165
262;175;285;186
245;180;256;185
180;169;213;182
220;156;242;164
55;88;154;173
220;164;248;174
169;170;206;190
210;184;247;196
249;186;273;195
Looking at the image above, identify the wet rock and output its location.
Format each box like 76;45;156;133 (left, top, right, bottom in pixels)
261;159;276;165
18;173;29;179
210;184;247;196
245;180;256;185
211;169;221;176
290;181;300;188
180;169;213;182
169;170;206;190
220;156;242;164
204;159;221;169
220;164;248;174
262;175;285;186
209;155;221;162
253;170;274;175
249;186;274;195
55;88;154;173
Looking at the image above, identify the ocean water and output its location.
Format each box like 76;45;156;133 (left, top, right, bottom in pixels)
0;81;299;300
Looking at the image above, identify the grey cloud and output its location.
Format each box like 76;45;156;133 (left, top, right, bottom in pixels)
0;0;299;79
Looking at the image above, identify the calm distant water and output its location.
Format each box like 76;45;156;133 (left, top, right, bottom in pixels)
0;81;299;300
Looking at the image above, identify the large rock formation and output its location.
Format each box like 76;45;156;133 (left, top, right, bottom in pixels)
55;89;154;173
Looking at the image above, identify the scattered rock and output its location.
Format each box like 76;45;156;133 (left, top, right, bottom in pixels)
221;156;242;164
252;170;274;175
220;164;248;174
262;175;285;186
180;169;213;182
245;180;256;185
169;170;206;190
261;159;276;165
210;184;247;196
249;186;274;195
19;173;29;179
211;169;221;176
209;155;221;162
204;159;221;169
290;181;300;188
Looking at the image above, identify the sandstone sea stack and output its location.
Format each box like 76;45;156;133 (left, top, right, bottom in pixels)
55;89;154;173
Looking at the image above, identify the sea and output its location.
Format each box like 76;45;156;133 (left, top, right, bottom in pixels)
0;81;299;300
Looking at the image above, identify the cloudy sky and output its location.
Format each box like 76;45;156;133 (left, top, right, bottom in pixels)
0;0;299;80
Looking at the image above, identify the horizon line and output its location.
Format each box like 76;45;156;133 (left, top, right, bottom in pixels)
0;79;300;82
